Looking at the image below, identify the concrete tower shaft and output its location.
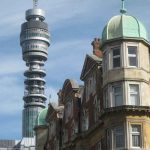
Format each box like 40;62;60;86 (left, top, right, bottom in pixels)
20;6;50;137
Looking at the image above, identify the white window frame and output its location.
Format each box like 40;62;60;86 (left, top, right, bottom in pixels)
125;43;139;68
130;124;142;149
128;83;140;106
111;46;121;69
104;83;124;108
128;46;138;67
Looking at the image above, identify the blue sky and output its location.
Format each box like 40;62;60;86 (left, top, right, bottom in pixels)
0;0;150;140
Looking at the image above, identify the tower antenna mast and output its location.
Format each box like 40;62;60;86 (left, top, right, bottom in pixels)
120;0;127;14
33;0;38;8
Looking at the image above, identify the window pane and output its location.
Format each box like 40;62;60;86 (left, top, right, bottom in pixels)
128;46;137;67
130;94;138;105
113;48;121;68
116;135;124;148
129;84;139;105
132;135;140;147
131;125;141;147
130;84;139;93
114;86;121;93
132;125;140;132
113;85;122;106
113;57;120;68
128;46;137;54
113;48;120;56
115;126;124;148
115;95;122;106
129;57;137;66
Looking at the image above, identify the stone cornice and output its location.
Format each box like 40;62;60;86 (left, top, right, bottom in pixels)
100;105;150;117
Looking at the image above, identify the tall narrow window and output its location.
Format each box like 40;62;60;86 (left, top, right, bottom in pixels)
85;111;89;130
94;96;98;122
112;48;121;68
112;84;123;106
104;88;108;108
83;110;89;131
129;84;139;105
103;52;107;72
131;125;141;148
96;141;102;150
113;126;125;149
128;46;137;67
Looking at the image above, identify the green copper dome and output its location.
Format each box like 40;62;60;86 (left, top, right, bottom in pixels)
102;14;148;42
36;108;48;126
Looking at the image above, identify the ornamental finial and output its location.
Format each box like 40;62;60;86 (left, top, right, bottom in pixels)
33;0;38;8
120;0;127;14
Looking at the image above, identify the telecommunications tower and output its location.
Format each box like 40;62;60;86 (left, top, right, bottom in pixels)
20;0;50;137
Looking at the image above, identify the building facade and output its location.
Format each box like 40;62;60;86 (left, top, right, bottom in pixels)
45;102;64;150
35;2;150;150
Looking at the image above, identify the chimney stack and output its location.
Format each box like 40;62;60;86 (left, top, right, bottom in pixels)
91;38;103;58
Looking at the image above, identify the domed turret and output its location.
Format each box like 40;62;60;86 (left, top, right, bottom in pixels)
102;14;148;43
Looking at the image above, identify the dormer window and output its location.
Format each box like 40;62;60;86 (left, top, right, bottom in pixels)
112;47;121;68
128;46;138;67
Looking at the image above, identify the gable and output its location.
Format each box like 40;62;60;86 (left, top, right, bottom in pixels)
80;54;102;81
62;79;79;103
